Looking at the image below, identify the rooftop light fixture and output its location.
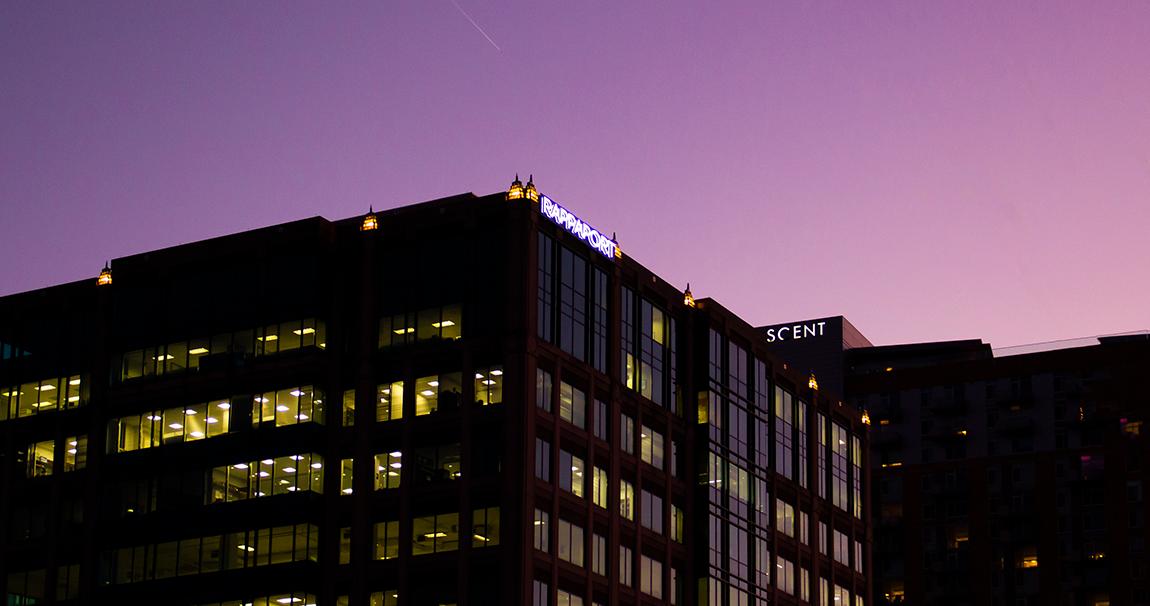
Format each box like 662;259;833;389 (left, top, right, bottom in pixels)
361;206;378;231
861;410;871;425
97;263;112;286
683;284;696;308
507;175;525;200
809;373;818;390
524;175;538;201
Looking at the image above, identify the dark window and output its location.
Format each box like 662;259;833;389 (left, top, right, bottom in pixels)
557;247;587;361
537;235;554;339
593;400;609;442
535;438;551;482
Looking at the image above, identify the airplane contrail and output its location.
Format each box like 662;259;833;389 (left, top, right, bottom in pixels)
448;0;502;52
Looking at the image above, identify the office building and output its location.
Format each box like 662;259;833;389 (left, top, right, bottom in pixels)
851;336;1150;606
1;178;871;606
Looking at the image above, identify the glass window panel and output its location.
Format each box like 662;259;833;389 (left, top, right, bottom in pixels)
377;381;404;421
272;455;295;495
298;319;318;347
185;404;207;440
27;440;54;477
280;320;302;351
177;538;201;576
63;435;87;471
154;541;177;579
188;337;210;369
269;526;294;564
342;389;356;426
536;369;552;412
534;509;550;552
375;520;400;559
207;400;231;437
441;304;462;340
472;506;500;547
375;452;403;489
474;365;504;405
275;388;298;426
620;480;634;520
560;382;586;429
340;459;354;495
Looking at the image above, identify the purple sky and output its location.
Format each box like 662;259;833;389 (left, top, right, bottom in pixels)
3;1;1149;349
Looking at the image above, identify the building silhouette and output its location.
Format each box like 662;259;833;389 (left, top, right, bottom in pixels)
1;179;870;606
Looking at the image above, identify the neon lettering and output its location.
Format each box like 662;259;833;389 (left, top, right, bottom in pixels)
538;196;617;260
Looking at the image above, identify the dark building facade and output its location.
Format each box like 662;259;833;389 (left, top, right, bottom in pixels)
1;180;870;606
749;313;1150;606
851;337;1150;606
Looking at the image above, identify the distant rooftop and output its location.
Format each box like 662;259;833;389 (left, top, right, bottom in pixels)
991;330;1150;357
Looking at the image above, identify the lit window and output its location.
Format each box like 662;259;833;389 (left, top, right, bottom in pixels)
374;452;402;489
559;450;585;497
472;506;500;547
640;426;664;469
620;480;635;520
474;365;504;405
414;373;462;416
534;509;550;552
374;520;399;559
557;519;585;566
340;459;354;495
559;382;586;429
411;512;460;555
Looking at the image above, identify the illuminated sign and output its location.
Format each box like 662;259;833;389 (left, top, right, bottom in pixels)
764;321;826;343
540;196;618;259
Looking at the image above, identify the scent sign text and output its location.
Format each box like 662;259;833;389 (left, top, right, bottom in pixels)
540;196;617;259
764;321;827;343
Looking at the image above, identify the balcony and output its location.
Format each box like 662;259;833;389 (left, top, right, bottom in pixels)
996;416;1035;436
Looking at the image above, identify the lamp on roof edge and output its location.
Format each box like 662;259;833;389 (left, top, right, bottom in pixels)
361;207;378;231
97;264;112;286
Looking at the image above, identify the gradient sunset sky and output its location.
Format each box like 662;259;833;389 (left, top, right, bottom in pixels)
3;1;1149;349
